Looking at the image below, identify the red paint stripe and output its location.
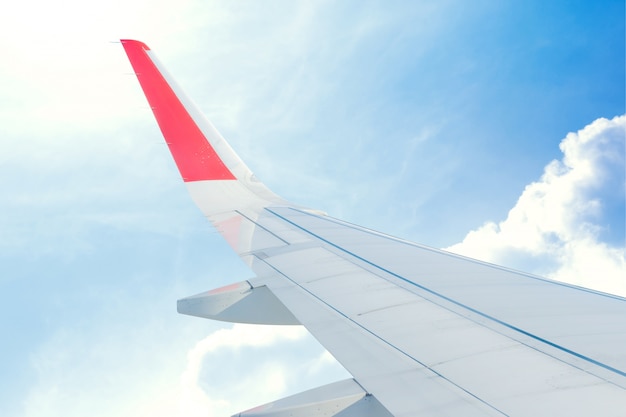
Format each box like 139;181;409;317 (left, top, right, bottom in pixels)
121;39;236;181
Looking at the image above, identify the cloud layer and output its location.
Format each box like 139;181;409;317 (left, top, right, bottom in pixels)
446;115;625;296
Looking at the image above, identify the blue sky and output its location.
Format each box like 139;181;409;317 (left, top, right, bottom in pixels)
1;1;624;416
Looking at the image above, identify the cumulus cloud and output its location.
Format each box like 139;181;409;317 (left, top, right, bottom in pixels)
177;323;350;416
179;324;306;417
446;115;626;296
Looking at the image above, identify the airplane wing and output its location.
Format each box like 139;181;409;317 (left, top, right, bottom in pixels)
120;40;626;416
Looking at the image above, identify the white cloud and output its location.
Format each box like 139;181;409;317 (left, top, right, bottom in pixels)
176;323;350;416
446;115;626;296
178;324;307;417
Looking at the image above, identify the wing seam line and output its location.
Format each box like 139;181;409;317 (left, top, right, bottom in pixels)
286;207;624;301
234;210;291;246
265;207;626;379
256;255;510;417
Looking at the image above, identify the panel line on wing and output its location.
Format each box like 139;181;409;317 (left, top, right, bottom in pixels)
234;209;291;246
264;207;626;380
285;207;624;301
254;254;509;417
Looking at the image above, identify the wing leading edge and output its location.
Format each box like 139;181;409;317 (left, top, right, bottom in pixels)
121;40;626;416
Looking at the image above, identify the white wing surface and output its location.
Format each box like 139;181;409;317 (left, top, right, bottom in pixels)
121;40;626;416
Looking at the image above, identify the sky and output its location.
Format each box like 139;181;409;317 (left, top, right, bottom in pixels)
0;1;624;416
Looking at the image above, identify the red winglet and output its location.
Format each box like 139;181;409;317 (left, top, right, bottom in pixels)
121;39;236;182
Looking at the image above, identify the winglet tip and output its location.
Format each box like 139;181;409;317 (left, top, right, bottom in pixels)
120;39;151;50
